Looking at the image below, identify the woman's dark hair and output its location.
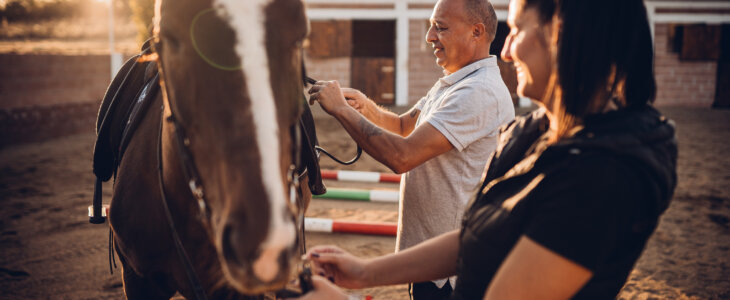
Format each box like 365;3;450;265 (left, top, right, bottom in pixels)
524;0;656;136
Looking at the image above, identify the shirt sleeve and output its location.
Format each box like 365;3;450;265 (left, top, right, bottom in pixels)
524;155;638;271
414;96;426;111
423;83;501;151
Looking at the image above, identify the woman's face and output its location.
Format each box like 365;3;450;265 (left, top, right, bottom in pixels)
501;1;554;101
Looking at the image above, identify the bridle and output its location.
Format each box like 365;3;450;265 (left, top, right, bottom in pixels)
152;37;315;299
151;9;363;298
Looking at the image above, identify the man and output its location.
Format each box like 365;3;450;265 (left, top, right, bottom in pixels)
308;0;513;298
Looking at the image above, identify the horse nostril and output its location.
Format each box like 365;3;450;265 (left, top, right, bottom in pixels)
221;224;241;265
222;224;258;264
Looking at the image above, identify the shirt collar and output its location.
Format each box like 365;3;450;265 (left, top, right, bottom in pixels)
439;56;497;86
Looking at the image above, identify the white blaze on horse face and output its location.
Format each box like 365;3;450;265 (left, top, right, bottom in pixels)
214;0;296;283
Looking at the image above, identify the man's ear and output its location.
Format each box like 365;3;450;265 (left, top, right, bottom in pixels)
472;23;486;39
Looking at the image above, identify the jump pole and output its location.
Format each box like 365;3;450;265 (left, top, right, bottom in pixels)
305;218;397;236
320;170;401;184
313;188;399;202
89;206;397;236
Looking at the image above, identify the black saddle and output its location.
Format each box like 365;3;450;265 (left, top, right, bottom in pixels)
93;42;157;185
90;42;326;224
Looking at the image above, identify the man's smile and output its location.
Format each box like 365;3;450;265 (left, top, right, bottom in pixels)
433;45;445;56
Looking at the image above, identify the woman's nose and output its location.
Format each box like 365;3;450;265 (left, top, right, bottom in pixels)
501;35;513;62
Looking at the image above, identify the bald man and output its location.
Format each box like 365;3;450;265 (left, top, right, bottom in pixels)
309;0;514;298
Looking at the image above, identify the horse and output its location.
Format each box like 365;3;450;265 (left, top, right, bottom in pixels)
106;0;311;298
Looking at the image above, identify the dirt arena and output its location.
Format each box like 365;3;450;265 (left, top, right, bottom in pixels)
0;104;728;299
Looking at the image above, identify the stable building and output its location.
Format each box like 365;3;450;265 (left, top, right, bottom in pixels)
302;0;730;108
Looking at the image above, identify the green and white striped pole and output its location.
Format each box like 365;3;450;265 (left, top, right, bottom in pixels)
313;188;399;202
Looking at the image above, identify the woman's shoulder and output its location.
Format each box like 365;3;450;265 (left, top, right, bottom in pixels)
501;108;548;135
535;150;664;219
495;108;549;150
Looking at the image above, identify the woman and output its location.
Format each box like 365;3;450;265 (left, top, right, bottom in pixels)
290;0;677;298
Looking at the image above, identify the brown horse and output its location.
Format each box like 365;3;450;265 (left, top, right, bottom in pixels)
108;0;310;298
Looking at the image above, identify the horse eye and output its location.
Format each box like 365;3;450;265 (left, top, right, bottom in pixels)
162;33;181;52
152;39;163;52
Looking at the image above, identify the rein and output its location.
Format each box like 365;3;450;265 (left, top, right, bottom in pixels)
155;105;209;300
303;76;363;166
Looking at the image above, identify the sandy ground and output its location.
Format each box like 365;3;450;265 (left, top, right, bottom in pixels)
0;105;729;299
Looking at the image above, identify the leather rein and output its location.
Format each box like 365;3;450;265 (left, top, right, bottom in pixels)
303;76;363;165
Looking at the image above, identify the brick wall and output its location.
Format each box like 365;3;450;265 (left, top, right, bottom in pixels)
654;24;718;107
304;55;351;88
408;19;443;105
0;54;120;146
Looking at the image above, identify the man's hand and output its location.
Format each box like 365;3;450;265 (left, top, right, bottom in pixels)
341;88;376;117
305;245;370;289
283;276;349;300
308;80;348;116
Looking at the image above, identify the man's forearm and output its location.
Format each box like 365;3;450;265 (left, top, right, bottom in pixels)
364;230;460;287
362;105;406;136
331;106;412;173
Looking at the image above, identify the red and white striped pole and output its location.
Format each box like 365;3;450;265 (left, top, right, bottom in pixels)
320;170;401;183
305;218;397;236
89;206;397;236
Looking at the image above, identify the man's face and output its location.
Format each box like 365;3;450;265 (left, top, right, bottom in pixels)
426;0;477;74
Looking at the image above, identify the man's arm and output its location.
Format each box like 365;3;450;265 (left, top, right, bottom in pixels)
341;87;420;137
311;81;450;173
332;105;451;173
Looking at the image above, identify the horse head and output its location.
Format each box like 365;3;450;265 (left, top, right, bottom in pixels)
152;0;308;294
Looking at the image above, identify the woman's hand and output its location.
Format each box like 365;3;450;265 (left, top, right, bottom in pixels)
306;245;370;289
284;275;349;300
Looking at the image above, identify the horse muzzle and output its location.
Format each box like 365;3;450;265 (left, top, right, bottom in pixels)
218;220;298;294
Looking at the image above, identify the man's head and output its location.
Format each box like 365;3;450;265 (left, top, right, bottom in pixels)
427;0;497;74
